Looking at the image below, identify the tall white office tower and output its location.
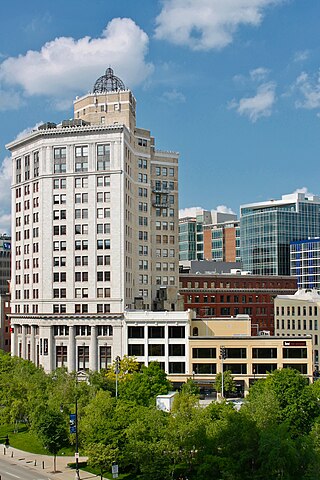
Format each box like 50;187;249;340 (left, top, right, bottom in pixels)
7;68;181;372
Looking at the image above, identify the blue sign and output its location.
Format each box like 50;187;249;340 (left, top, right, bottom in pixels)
69;414;77;434
3;243;10;250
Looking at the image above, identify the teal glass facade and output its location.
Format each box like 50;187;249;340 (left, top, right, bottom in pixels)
179;220;196;260
240;195;320;275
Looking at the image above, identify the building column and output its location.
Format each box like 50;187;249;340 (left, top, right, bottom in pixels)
68;325;76;372
47;325;54;372
30;325;36;363
11;323;17;357
90;325;97;372
21;325;27;359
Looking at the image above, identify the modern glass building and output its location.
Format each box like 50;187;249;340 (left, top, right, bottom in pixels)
290;238;320;289
240;193;320;275
179;211;238;262
179;218;197;261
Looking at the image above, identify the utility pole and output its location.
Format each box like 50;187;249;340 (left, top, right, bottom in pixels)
75;394;80;480
220;346;226;399
115;356;120;399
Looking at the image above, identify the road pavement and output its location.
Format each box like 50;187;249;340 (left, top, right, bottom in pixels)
0;445;103;480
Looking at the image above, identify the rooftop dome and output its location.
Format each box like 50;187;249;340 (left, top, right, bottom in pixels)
93;67;125;93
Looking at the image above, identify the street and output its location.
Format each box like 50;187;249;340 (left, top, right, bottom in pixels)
0;456;51;480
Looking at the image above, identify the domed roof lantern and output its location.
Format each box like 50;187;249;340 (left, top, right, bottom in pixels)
93;67;125;93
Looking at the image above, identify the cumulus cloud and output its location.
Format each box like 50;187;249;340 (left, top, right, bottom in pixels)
179;205;236;218
13;122;44;141
0;156;12;233
215;205;236;214
229;81;276;122
234;66;270;86
291;187;316;198
179;207;203;218
250;67;270;81
155;0;283;51
294;71;320;110
0;18;153;105
161;89;186;103
16;122;44;141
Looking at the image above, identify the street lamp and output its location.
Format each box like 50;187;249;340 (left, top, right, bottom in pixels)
220;346;226;399
115;356;120;399
67;371;87;480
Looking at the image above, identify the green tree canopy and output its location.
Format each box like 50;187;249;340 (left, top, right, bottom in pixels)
119;362;171;406
246;368;320;436
86;442;118;480
33;409;68;472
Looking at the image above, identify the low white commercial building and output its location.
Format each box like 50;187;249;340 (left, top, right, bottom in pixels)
11;310;194;375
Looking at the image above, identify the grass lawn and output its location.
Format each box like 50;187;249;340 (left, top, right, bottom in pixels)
80;465;137;479
0;424;139;479
0;424;74;456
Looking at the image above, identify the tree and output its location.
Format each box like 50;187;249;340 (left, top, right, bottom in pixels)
86;443;118;480
119;362;171;406
80;390;116;447
33;410;68;472
214;370;236;397
0;351;49;427
105;355;140;384
124;406;172;479
180;378;200;396
246;368;320;436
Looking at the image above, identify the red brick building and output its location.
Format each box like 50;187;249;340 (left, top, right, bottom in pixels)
179;274;297;335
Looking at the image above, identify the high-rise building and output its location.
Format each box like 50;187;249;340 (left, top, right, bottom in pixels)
7;68;180;371
0;234;11;294
240;193;320;275
179;210;238;262
205;218;240;262
290;238;320;289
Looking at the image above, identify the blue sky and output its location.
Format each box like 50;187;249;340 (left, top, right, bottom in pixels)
0;0;320;231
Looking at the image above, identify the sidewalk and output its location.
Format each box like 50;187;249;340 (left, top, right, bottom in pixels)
0;443;106;479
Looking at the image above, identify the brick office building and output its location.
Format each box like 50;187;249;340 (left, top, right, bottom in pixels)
179;274;297;335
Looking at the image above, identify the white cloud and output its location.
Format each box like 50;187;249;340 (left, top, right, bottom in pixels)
292;187;316;198
293;50;309;63
250;67;270;81
0;156;12;234
229;81;276;122
179;205;235;218
155;0;283;51
0;18;153;105
161;89;186;103
14;122;44;141
179;207;203;218
215;205;236;214
294;71;320;110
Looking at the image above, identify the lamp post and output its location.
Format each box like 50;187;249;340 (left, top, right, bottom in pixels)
220;346;226;399
75;393;80;480
73;371;87;480
115;356;120;399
